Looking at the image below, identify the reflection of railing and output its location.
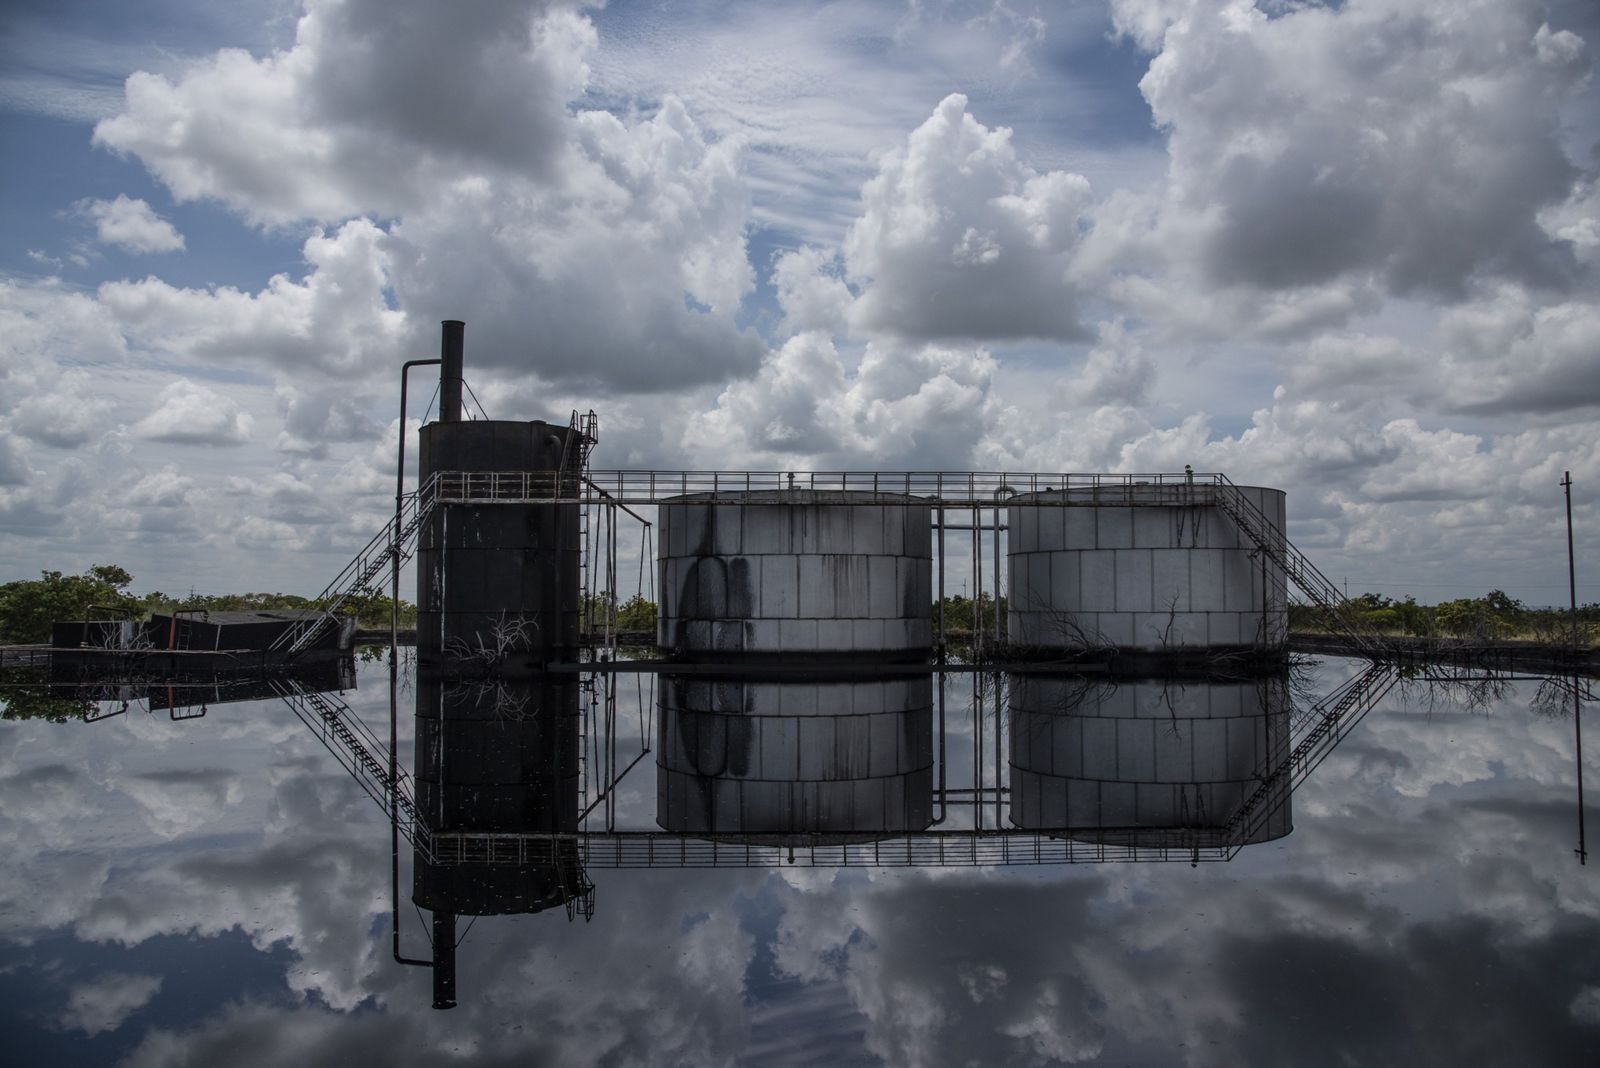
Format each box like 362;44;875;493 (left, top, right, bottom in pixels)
414;829;1232;868
271;677;427;856
1223;662;1399;855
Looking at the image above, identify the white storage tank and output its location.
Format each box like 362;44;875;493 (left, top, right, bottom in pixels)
1007;675;1292;846
1007;484;1288;652
658;490;932;660
656;675;935;841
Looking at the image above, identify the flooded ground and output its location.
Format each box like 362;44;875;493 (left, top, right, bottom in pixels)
1;654;1596;1065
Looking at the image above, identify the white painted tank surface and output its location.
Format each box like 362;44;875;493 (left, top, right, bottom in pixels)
656;675;935;841
1007;484;1288;652
658;490;933;660
1007;676;1292;846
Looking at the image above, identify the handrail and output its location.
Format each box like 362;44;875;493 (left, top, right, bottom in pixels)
272;471;444;656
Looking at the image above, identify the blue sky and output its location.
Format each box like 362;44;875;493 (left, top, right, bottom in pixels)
2;0;1598;604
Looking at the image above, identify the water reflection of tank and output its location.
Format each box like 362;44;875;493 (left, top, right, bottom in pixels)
416;325;583;672
657;491;932;661
657;675;935;842
1007;485;1288;652
412;673;586;1008
1008;676;1292;847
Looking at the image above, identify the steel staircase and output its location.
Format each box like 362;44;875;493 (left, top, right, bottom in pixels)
270;471;444;658
1209;474;1387;659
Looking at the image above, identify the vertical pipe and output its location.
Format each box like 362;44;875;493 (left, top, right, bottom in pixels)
440;320;465;424
1565;471;1586;865
993;505;1002;646
937;506;946;662
432;912;458;1009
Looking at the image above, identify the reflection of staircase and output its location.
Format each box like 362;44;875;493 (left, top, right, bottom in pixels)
1209;474;1386;659
270;677;426;853
270;472;443;658
1223;661;1399;852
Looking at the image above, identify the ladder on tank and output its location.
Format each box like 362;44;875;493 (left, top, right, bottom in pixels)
269;471;444;658
1208;474;1388;660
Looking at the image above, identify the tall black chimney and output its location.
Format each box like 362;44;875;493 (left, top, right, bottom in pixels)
439;320;464;423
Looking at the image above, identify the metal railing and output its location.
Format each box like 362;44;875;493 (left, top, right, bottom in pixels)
272;471;444;657
1208;474;1386;658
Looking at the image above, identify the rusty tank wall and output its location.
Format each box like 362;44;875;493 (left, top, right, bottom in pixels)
657;490;933;661
656;674;935;841
416;419;580;670
1007;675;1293;846
1006;484;1288;652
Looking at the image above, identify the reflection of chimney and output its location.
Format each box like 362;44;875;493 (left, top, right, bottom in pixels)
432;911;457;1010
439;319;464;423
412;674;586;1009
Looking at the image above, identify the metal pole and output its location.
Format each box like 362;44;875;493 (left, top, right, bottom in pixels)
1564;471;1586;865
392;355;439;970
937;505;946;663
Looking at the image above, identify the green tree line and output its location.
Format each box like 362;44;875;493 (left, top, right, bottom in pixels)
1292;590;1599;643
0;565;417;645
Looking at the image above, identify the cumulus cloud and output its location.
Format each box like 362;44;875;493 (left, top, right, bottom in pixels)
688;331;997;467
76;194;185;254
1100;0;1594;330
93;0;594;224
841;94;1095;343
56;973;162;1036
100;219;406;377
132;379;253;445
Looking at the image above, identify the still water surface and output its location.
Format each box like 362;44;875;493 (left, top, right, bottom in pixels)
1;654;1596;1065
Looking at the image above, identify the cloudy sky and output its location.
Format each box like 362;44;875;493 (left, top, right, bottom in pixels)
2;0;1598;603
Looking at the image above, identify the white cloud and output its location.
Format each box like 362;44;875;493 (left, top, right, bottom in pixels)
93;0;595;225
1099;0;1594;333
56;972;162;1036
132;379;253;446
77;194;186;254
841;94;1095;343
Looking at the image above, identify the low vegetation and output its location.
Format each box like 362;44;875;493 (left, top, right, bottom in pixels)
0;564;417;645
1291;591;1599;645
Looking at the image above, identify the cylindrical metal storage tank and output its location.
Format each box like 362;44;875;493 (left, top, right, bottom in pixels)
656;674;935;842
1007;675;1292;846
417;419;581;671
1007;484;1288;652
657;490;932;661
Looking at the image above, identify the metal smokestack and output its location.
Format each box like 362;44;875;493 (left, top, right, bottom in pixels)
440;320;464;423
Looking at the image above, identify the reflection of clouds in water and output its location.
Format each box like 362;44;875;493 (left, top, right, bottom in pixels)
120;768;244;837
56;971;162;1036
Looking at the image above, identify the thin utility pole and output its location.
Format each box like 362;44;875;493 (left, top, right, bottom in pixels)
1563;470;1586;865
